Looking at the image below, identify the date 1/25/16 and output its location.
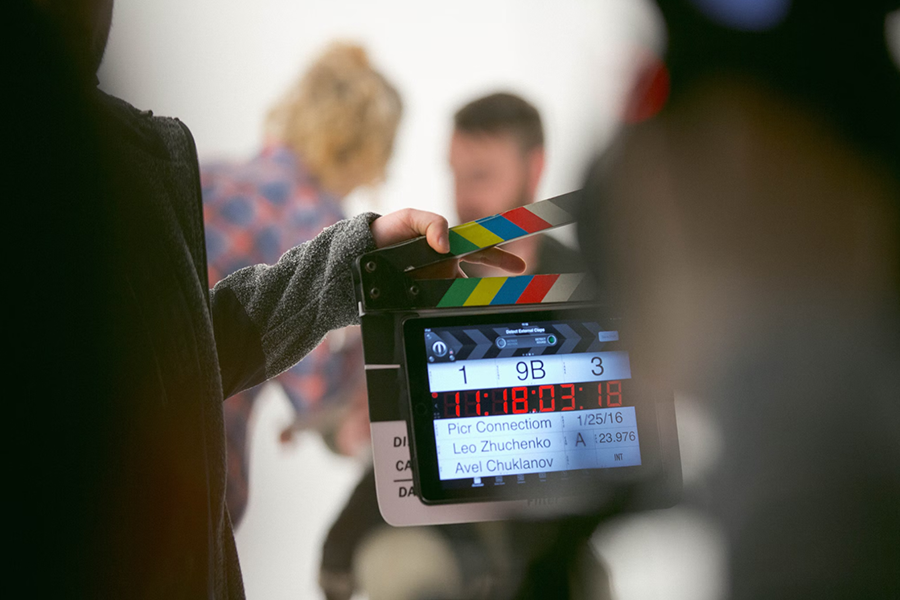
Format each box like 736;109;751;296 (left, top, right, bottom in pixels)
434;381;624;418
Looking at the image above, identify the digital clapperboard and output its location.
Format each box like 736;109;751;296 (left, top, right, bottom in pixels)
353;190;682;526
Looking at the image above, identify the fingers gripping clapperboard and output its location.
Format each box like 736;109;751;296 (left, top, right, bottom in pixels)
353;190;682;526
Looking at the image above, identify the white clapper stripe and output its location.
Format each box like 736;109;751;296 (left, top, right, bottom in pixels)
542;273;584;303
525;200;572;226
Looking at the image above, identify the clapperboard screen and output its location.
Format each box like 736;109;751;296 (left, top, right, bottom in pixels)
423;317;642;485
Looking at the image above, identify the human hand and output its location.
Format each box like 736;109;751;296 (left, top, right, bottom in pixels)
370;208;526;277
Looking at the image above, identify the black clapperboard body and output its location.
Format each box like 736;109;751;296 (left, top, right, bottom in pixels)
353;191;682;526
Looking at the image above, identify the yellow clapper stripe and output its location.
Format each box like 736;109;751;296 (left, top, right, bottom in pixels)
463;277;507;306
452;222;505;248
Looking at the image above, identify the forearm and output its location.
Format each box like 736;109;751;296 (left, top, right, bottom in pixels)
210;212;378;397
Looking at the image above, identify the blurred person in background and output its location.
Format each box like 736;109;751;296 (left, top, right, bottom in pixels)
579;0;900;598
201;42;402;525
319;92;607;600
450;92;584;277
9;2;527;597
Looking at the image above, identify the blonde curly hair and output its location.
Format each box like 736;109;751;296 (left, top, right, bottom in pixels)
266;42;403;195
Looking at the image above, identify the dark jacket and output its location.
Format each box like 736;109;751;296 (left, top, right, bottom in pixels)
83;92;376;598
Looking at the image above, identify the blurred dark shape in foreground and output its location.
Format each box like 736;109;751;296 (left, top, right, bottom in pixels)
7;0;123;593
580;0;900;598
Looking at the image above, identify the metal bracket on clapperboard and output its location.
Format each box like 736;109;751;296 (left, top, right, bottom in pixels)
352;190;682;527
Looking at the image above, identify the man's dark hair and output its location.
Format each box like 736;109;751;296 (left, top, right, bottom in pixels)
454;92;544;153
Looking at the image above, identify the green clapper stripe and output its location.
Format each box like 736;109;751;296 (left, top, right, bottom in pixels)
448;230;481;255
436;278;481;307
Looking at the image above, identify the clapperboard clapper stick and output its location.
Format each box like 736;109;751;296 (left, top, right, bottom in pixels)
355;190;592;312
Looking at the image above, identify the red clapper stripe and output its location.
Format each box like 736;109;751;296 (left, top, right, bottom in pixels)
502;206;552;234
516;274;559;304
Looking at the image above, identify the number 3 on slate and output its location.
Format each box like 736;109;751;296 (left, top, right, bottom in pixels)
591;356;604;376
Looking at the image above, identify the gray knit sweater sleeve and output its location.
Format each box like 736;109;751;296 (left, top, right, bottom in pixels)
210;212;378;384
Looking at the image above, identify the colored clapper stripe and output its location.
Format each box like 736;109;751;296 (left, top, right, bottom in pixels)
491;276;533;305
526;200;571;226
448;230;480;255
436;278;481;307
477;215;528;240
463;277;508;306
502;206;551;233
542;273;584;303
445;196;575;256
451;222;504;250
517;274;560;303
433;273;588;307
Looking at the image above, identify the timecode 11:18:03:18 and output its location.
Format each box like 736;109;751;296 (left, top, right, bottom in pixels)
434;381;624;418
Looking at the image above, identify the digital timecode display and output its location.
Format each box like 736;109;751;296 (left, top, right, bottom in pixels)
433;381;624;418
423;319;643;482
